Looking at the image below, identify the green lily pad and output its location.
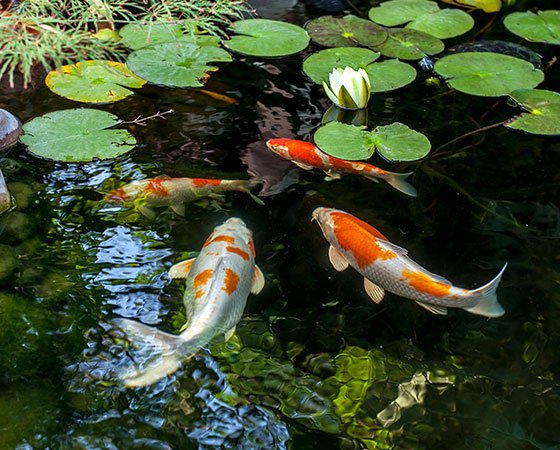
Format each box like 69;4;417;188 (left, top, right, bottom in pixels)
305;15;387;48
21;109;136;162
371;122;431;161
365;59;417;92
126;42;232;88
45;61;146;104
504;10;560;45
119;22;220;50
506;89;560;136
303;47;380;84
314;121;430;161
369;0;441;27
434;52;544;97
372;28;444;60
225;19;309;57
406;9;474;39
314;121;372;160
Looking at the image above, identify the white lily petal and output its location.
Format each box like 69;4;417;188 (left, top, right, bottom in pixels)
358;68;371;90
322;81;341;107
328;68;344;92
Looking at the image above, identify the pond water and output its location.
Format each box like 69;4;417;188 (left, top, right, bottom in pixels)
1;0;559;448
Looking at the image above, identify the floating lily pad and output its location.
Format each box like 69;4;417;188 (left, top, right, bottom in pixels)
314;122;372;160
126;43;232;88
371;122;431;161
119;22;220;50
365;59;417;92
372;28;444;60
369;0;440;26
45;61;146;104
504;10;560;45
445;40;542;68
406;9;474;39
506;89;560;136
21;109;136;162
225;19;309;57
305;15;387;48
303;47;380;84
434;52;544;97
441;0;501;13
314;121;430;161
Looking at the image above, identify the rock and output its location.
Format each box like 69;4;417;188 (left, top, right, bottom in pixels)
0;108;22;151
0;169;11;214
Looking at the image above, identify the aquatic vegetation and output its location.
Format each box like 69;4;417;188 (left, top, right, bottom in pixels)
305;14;388;48
322;67;371;110
504;10;560;44
21;109;136;162
506;89;560;135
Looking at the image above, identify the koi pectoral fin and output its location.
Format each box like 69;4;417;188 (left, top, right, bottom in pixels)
251;265;265;295
323;170;342;181
415;301;448;315
364;278;385;304
329;246;349;271
293;161;314;170
169;257;197;279
170;202;185;216
224;326;236;342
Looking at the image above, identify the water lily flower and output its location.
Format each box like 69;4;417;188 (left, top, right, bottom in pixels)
322;67;371;110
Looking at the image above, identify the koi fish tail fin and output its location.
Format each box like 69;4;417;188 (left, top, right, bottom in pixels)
383;172;418;197
238;179;265;205
114;318;191;388
463;263;508;318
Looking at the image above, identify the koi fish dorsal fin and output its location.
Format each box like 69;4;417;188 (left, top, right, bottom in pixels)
329;246;349;271
154;175;172;180
251;265;265;295
415;301;448;315
169;257;197;279
377;239;408;257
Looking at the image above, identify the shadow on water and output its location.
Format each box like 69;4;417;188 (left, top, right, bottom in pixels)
0;0;560;448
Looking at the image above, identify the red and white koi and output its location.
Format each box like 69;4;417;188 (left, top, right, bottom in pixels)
114;217;265;387
312;207;507;317
266;138;417;197
106;176;263;216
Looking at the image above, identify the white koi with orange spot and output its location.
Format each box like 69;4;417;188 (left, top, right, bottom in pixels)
106;176;263;216
114;218;265;387
266;138;417;197
312;207;507;317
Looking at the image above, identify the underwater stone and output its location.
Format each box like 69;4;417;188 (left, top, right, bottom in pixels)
0;109;22;151
0;210;35;243
0;244;18;282
0;169;11;214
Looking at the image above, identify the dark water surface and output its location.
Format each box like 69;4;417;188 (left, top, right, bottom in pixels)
1;0;559;448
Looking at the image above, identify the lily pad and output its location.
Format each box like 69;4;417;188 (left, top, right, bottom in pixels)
369;0;440;26
21;109;136;162
372;28;444;60
506;89;560;136
303;47;380;84
305;15;387;48
45;61;146;104
434;52;544;97
119;22;220;50
314;122;372;160
225;19;309;57
371;122;431;161
406;9;474;39
313;121;430;161
504;10;560;45
365;59;417;92
126;43;232;88
441;0;501;13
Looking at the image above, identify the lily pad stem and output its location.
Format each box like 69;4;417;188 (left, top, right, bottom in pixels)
120;109;175;127
433;118;513;154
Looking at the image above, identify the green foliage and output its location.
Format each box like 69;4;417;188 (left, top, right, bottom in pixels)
21;108;136;162
224;19;310;57
504;10;560;45
45;60;146;103
434;52;544;97
372;28;444;60
369;0;474;39
126;42;232;87
305;15;388;48
507;89;560;135
314;121;431;161
303;48;380;84
365;59;417;93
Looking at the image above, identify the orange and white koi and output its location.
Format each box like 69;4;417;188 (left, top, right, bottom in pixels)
106;176;263;216
114;217;265;387
312;207;507;317
266;138;417;197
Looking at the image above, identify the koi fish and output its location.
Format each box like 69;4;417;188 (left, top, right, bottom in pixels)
106;176;264;217
312;207;507;317
266;138;417;197
114;217;265;387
